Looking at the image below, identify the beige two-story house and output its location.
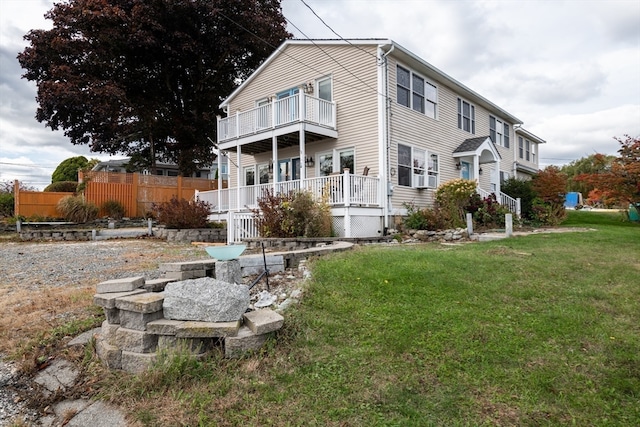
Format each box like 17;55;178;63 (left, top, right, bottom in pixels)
198;39;544;240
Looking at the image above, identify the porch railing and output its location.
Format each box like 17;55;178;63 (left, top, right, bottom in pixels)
477;187;521;217
217;92;336;142
196;172;381;213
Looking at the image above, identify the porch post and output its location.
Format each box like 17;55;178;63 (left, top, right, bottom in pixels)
299;126;306;181
272;134;278;193
236;146;242;211
516;197;521;217
227;211;234;244
343;169;351;207
217;150;222;213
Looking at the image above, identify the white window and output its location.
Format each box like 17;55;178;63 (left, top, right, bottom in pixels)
244;166;255;186
526;139;531;161
518;136;524;159
490;116;510;148
531;143;536;163
458;98;475;134
397;65;437;119
398;143;439;188
318;148;354;176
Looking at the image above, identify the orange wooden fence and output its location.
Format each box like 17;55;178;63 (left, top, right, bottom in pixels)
14;172;227;219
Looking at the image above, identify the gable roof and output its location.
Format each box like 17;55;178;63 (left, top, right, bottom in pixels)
453;136;502;162
219;39;523;125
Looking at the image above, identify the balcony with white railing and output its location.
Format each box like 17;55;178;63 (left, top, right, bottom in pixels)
217;92;337;144
196;172;381;213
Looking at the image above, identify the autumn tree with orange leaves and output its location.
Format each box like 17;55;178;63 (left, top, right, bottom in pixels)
576;135;640;207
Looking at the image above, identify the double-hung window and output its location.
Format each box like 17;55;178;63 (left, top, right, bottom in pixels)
531;143;536;163
525;140;531;161
518;137;524;159
398;143;439;188
397;65;438;119
457;98;475;134
490;116;510;148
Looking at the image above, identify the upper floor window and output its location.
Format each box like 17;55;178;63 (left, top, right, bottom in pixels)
490;116;510;148
518;136;524;158
526;139;531;161
398;143;439;188
397;65;437;119
457;98;475;134
531;143;536;163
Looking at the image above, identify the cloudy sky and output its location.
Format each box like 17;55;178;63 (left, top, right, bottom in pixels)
1;0;639;189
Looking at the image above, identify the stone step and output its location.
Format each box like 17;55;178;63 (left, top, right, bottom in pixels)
243;309;284;335
96;276;145;293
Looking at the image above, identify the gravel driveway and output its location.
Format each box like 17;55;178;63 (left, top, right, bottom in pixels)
0;238;207;426
0;239;208;291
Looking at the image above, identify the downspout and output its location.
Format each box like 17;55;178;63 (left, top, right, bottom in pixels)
378;43;394;234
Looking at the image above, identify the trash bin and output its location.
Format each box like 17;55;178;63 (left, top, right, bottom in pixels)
629;204;640;222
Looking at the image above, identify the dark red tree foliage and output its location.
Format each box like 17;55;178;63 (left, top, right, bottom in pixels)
18;0;290;175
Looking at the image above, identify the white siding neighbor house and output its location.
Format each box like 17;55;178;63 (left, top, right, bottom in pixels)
197;39;545;240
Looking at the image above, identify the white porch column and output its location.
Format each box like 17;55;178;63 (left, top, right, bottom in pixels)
272;134;278;193
217;150;222;213
236;147;241;211
495;159;502;195
473;157;480;182
299;125;306;181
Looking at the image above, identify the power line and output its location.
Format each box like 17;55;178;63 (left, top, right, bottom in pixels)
217;11;384;99
298;0;378;60
285;17;379;94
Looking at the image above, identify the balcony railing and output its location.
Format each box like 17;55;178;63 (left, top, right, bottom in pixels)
217;92;336;143
196;172;380;213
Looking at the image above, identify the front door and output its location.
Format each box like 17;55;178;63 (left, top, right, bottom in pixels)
276;88;299;124
461;161;470;180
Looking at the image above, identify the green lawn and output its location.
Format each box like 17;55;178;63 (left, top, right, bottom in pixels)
105;211;640;426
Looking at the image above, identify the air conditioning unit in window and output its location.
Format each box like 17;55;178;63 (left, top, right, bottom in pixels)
427;174;437;188
414;174;428;188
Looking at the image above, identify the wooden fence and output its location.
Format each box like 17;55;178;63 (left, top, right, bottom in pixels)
14;172;228;219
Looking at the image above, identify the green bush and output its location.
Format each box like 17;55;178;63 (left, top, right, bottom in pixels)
253;189;332;238
102;200;126;220
470;193;511;228
152;197;211;229
501;178;536;220
0;193;14;217
44;181;78;193
402;202;447;231
435;179;478;228
56;196;99;223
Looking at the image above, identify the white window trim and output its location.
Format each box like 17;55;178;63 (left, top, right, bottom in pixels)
317;147;356;176
457;97;475;134
396;64;438;119
316;75;333;101
397;143;439;189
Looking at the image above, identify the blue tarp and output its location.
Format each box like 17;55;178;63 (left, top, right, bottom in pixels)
564;192;583;208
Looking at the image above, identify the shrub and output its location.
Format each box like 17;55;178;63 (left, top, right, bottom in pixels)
102;200;126;220
531;167;568;225
0;193;14;218
44;181;78;193
435;179;478;228
56;196;99;223
152;197;211;229
501;178;536;220
471;194;511;228
402;202;447;231
253;189;332;238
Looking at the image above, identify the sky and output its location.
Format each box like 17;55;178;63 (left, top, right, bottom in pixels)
1;0;639;189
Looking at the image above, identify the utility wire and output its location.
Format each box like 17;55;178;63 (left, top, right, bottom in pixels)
217;11;385;99
285;17;379;95
298;0;379;60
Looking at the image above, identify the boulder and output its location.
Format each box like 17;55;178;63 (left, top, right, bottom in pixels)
163;277;250;322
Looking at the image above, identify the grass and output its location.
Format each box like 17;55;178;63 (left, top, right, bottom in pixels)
89;211;639;426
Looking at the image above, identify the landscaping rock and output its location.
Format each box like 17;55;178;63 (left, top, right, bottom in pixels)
163;277;250;322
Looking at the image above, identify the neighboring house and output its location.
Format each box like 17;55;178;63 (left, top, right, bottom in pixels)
198;39;545;239
92;158;228;179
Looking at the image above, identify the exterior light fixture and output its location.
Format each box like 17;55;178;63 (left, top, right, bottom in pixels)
305;156;315;168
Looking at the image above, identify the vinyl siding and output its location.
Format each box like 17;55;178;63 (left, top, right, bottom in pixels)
223;43;380;186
